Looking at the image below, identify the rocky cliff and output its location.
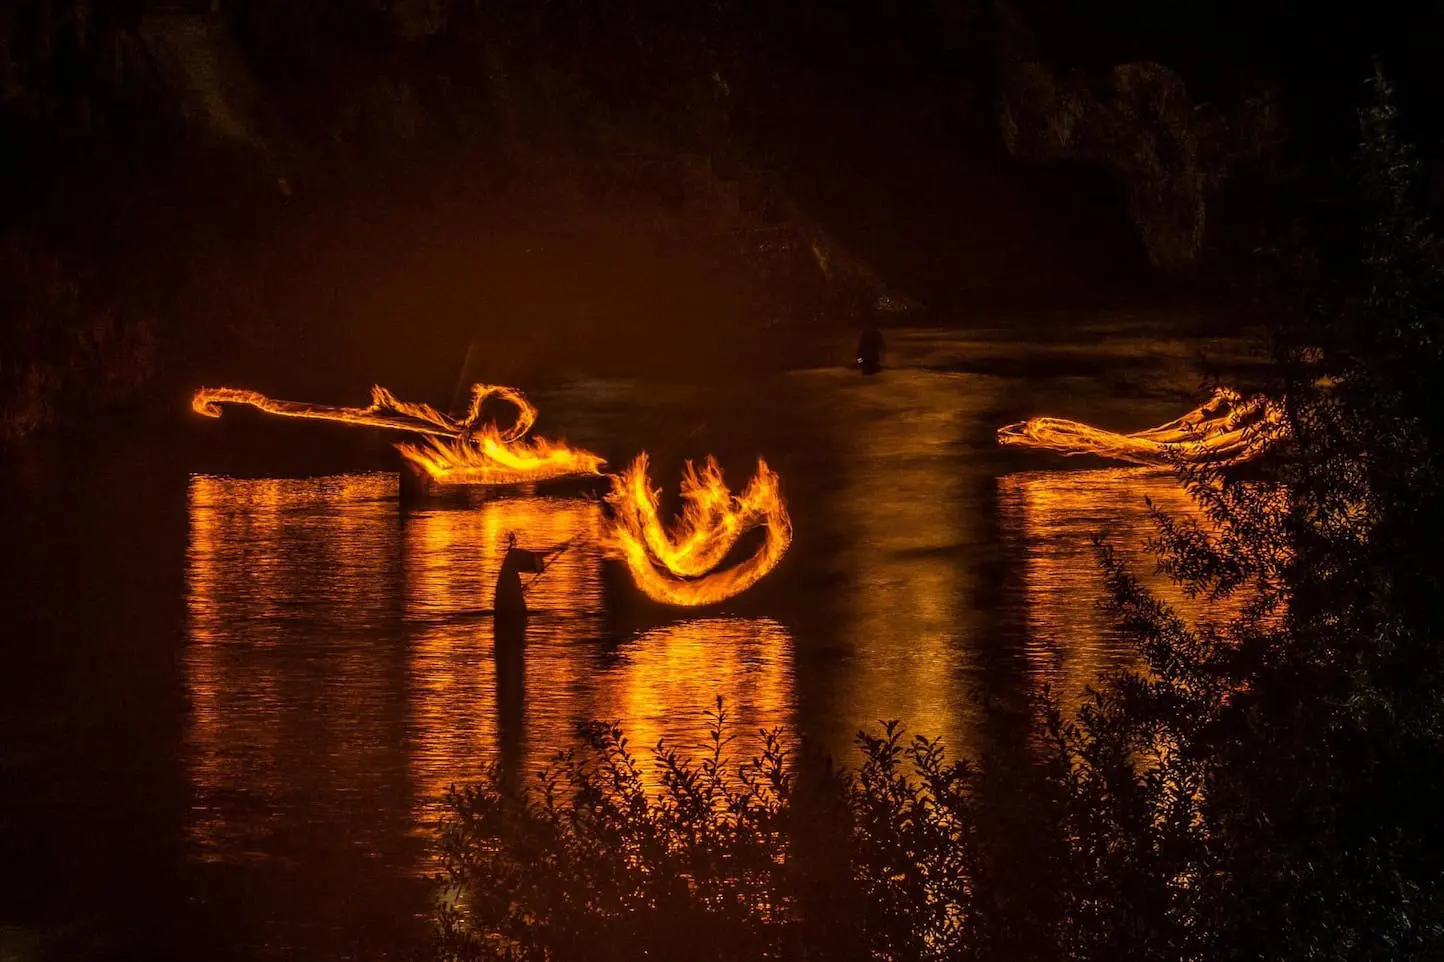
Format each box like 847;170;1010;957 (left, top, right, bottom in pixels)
1000;55;1279;276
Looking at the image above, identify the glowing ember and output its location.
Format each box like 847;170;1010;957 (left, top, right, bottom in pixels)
996;387;1288;467
604;454;794;607
191;383;605;486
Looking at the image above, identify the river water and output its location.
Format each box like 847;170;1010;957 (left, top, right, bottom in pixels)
0;321;1263;960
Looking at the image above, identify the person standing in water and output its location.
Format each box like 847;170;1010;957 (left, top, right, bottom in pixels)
494;532;546;620
494;531;572;624
856;327;885;375
492;531;556;794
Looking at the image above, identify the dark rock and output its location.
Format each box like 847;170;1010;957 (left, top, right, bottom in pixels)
999;52;1279;276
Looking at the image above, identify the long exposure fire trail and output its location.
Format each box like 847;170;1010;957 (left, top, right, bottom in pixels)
996;386;1288;467
604;454;793;607
193;383;606;486
192;382;793;605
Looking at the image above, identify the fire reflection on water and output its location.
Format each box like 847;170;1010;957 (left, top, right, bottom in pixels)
186;474;406;863
591;618;794;783
187;464;1229;863
186;462;1223;872
405;500;793;807
827;373;992;757
186;475;795;871
402;497;605;830
996;467;1236;706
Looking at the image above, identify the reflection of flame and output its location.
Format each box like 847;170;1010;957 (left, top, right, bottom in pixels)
191;383;605;486
592;617;795;790
185;468;798;896
997;387;1287;467
998;467;1245;706
604;455;793;606
405;497;605;837
186;473;403;862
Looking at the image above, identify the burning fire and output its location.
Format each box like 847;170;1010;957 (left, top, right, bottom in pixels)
193;384;462;437
396;434;605;486
996;387;1287;467
604;454;794;607
192;383;605;485
191;382;799;604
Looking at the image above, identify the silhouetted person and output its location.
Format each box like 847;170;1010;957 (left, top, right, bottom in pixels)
856;327;885;375
398;457;432;505
494;532;567;788
494;532;570;627
494;531;545;623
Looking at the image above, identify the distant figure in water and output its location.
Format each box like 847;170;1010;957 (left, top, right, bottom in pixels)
856;328;885;375
494;532;546;621
493;535;533;791
494;532;569;630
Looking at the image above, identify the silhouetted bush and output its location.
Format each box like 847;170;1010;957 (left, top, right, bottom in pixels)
1044;70;1444;960
429;75;1444;962
432;703;1006;962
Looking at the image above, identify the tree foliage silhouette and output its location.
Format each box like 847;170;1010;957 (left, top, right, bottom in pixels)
429;75;1444;961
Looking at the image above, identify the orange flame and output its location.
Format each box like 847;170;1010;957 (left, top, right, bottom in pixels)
191;383;605;486
395;434;606;486
192;384;459;436
604;454;794;606
996;387;1288;467
190;382;797;604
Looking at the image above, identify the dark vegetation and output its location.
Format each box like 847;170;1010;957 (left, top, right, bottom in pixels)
429;81;1444;960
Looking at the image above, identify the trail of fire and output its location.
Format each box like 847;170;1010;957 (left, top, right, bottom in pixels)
396;434;605;486
192;383;794;604
191;383;605;485
192;384;462;436
603;455;794;607
996;387;1288;467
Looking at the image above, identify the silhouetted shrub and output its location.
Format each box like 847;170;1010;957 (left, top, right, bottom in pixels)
432;702;1004;962
429;75;1444;962
1047;70;1444;961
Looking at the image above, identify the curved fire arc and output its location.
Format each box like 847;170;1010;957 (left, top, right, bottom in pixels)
604;455;794;607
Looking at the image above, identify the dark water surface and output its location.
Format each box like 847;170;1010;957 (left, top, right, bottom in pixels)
0;322;1262;960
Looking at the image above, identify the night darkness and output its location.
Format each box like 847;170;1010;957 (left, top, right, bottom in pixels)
4;2;1444;960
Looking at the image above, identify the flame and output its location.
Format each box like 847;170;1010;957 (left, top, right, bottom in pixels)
191;382;604;486
996;387;1288;467
395;434;606;486
614;453;770;577
190;382;797;604
192;384;459;436
604;454;794;606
